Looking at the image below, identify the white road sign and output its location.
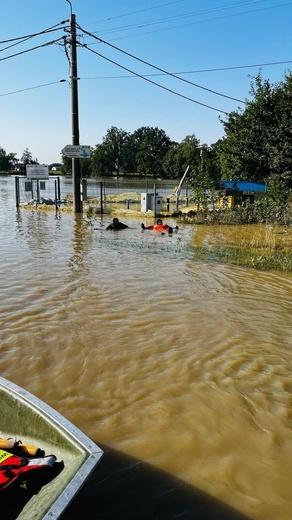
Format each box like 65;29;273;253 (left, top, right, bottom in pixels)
26;164;49;179
61;145;91;158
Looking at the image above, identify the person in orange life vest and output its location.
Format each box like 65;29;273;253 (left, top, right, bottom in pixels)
141;218;178;234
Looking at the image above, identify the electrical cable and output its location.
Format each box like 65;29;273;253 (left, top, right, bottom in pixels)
81;59;292;80
0;21;68;47
82;1;269;30
97;3;292;44
77;23;245;103
0;80;66;97
84;0;188;25
0;37;66;63
7;55;288;99
82;43;228;114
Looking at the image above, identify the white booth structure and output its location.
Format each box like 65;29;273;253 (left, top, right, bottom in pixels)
141;192;162;212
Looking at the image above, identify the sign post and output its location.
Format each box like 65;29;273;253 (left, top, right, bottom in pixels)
61;145;91;158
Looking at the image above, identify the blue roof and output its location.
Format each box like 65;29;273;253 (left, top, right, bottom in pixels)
219;181;268;192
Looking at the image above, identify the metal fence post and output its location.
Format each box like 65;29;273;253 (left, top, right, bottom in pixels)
57;176;61;202
100;181;103;214
54;180;58;210
82;179;87;201
15;176;20;207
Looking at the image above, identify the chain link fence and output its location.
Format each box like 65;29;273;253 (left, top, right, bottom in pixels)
15;176;191;212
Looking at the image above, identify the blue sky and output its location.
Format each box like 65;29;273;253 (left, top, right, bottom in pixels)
1;0;291;165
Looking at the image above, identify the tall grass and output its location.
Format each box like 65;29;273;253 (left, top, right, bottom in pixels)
190;223;292;273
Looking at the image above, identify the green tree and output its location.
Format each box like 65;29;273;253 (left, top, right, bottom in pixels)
188;143;219;210
163;135;200;179
162;135;220;186
61;155;72;175
161;142;182;178
61;155;91;177
0;147;16;171
130;126;173;177
218;71;292;190
21;148;33;164
90;127;129;177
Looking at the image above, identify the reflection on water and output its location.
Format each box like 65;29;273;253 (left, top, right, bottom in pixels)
0;177;292;520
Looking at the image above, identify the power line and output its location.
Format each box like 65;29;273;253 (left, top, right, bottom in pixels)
2;57;289;99
83;0;188;26
172;60;292;74
0;80;66;97
87;2;292;43
78;24;245;103
1;6;288;119
82;44;228;115
0;22;68;47
81;0;269;31
0;37;66;63
5;57;286;100
81;59;292;80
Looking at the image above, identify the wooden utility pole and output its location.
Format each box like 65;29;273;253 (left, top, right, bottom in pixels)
69;12;82;213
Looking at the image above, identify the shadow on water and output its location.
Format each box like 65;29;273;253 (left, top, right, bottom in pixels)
63;444;251;520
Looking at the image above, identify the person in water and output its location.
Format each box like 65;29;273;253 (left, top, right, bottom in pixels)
106;217;128;230
141;218;178;234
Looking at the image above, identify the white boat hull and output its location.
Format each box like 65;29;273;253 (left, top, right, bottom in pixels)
0;377;103;519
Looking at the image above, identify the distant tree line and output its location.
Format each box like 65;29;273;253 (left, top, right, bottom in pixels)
1;72;292;198
61;127;213;180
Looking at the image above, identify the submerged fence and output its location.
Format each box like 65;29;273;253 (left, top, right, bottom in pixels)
15;176;191;213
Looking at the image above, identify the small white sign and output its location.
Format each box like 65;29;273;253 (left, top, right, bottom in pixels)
26;164;49;179
61;145;91;158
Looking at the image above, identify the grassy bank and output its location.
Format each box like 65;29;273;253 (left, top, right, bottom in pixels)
184;222;292;273
193;246;292;273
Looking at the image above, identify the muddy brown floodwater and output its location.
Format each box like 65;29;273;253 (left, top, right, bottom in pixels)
1;177;292;519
